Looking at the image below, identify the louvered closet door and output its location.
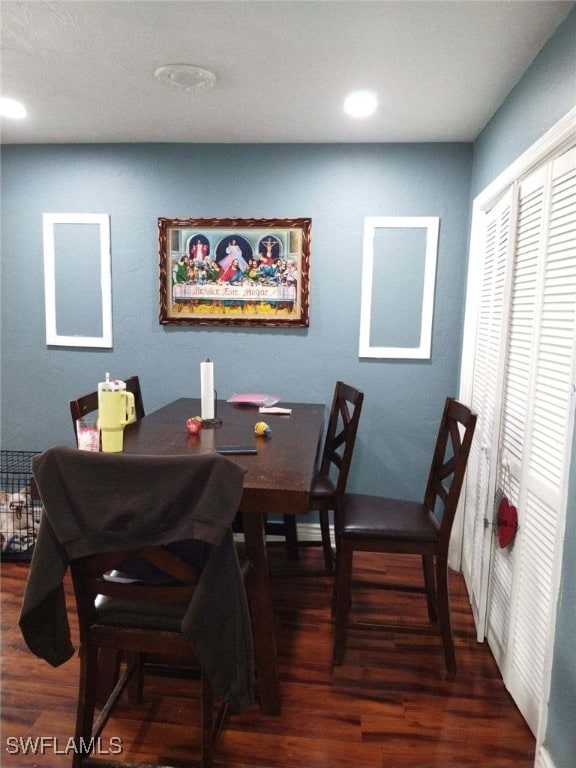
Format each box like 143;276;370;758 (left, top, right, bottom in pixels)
486;146;576;734
462;190;516;639
485;165;546;674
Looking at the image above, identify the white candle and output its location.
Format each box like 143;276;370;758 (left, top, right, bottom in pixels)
201;360;214;420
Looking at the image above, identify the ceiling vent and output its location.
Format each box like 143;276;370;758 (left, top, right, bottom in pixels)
154;64;216;93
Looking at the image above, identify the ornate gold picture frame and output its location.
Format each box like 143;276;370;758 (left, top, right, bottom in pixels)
159;217;311;327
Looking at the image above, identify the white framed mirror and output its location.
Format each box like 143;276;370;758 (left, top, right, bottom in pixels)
43;213;112;348
359;216;439;359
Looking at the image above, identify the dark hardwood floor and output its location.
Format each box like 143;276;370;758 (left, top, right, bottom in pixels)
1;548;535;767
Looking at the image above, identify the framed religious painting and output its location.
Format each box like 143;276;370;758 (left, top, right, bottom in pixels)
159;217;311;327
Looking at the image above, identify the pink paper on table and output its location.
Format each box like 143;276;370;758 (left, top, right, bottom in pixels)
226;393;280;406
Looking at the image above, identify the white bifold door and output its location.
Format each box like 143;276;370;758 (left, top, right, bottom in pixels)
461;144;576;736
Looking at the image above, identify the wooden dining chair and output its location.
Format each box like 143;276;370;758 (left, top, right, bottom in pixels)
70;545;227;768
266;381;364;572
69;375;145;443
68;375;146;697
24;448;252;768
332;397;477;675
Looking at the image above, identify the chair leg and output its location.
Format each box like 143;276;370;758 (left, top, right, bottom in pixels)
331;507;342;616
422;554;438;624
200;671;214;768
282;514;300;560
319;510;334;571
126;651;145;703
95;647;121;704
332;540;353;666
331;546;339;618
73;643;99;768
435;555;456;676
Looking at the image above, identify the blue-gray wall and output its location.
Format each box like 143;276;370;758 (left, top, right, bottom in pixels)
470;8;576;768
471;6;576;198
1;142;472;502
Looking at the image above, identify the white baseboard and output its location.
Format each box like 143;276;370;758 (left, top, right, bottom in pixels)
234;521;330;544
534;745;556;768
294;522;326;542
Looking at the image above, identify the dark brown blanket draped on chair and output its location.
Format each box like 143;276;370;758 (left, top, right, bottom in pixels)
19;446;254;713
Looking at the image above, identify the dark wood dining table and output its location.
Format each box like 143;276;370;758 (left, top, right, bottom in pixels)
122;397;325;715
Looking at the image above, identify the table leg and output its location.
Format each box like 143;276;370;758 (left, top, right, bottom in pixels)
241;509;281;715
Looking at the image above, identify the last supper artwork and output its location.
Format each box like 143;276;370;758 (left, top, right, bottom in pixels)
159;218;310;327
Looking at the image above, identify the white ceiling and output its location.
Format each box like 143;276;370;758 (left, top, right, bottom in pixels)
1;0;574;144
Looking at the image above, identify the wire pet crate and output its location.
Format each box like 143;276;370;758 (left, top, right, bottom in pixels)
0;451;43;561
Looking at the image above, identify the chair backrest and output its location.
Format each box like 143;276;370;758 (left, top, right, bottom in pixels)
423;397;477;554
319;381;364;494
69;389;99;424
69;375;145;443
71;545;203;642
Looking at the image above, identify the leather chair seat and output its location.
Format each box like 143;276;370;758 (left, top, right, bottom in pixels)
95;595;186;630
339;494;440;542
95;556;252;631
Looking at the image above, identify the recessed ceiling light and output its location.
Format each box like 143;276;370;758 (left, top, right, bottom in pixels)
154;64;217;93
0;97;27;119
343;90;377;118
